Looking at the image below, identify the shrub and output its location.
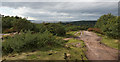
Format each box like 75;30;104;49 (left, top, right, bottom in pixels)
2;15;34;33
46;23;66;36
2;31;65;55
12;19;34;32
44;23;66;36
95;13;120;39
33;23;66;36
33;24;47;33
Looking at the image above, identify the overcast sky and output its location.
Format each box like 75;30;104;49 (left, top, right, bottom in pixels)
0;0;119;23
1;0;119;2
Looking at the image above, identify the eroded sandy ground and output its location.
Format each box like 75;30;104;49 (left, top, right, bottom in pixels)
79;31;118;60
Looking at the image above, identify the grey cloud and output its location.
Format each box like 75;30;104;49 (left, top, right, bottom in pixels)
1;2;118;22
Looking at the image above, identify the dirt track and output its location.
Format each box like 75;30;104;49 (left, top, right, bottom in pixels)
78;31;118;60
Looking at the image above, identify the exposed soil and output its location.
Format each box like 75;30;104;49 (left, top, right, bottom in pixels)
78;31;118;60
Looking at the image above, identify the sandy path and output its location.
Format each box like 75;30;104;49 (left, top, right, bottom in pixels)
78;31;118;60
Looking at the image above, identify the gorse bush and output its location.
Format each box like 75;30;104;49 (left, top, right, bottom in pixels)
2;31;65;55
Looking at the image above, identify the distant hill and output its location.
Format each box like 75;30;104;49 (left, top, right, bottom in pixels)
62;20;97;27
29;20;97;27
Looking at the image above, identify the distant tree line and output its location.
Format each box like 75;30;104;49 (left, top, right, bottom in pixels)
63;21;96;27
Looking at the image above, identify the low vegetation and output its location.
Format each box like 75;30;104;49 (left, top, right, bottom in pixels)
2;31;65;55
96;33;119;50
2;31;87;60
